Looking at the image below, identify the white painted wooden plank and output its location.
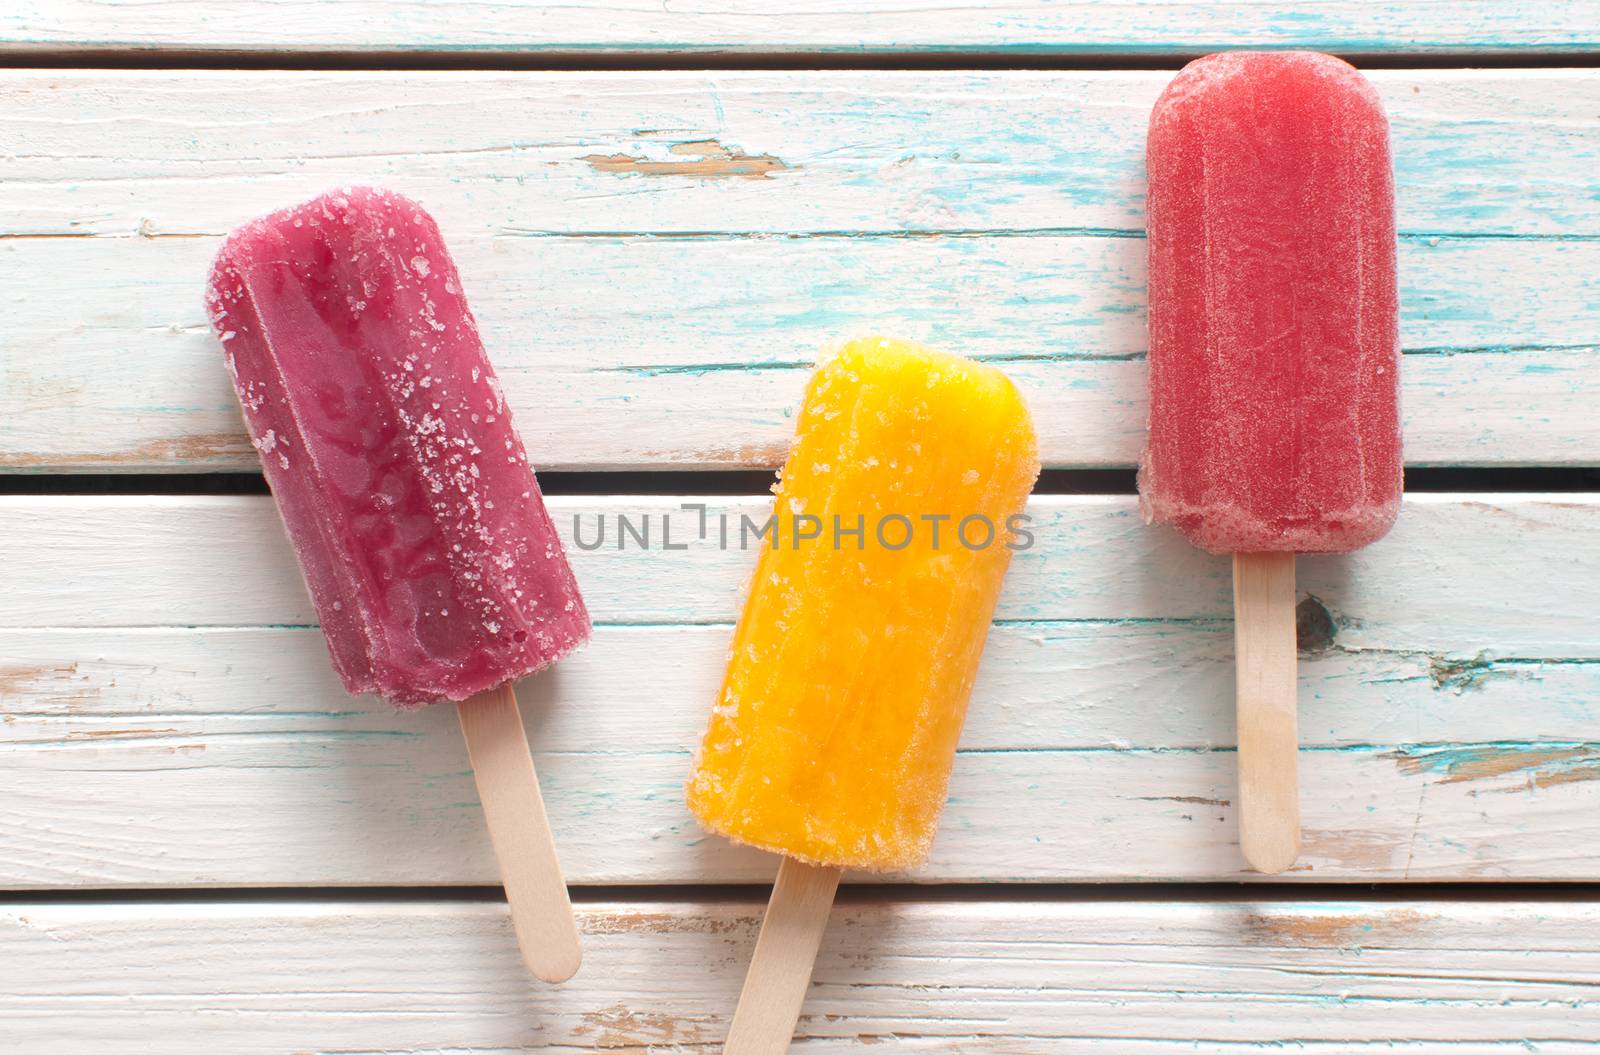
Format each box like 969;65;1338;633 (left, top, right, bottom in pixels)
5;627;1600;886
8;238;1595;473
6;72;1595;238
5;898;1600;1052
12;623;1595;750
2;70;1597;471
3;494;1597;886
5;235;1596;471
4;1;1599;54
5;494;1595;651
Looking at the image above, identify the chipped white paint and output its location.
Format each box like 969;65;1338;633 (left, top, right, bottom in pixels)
3;494;1598;886
2;71;1598;470
3;1;1599;54
4;898;1600;1051
5;71;1596;238
5;494;1597;647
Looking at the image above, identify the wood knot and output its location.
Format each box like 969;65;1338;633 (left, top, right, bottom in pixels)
1296;594;1337;653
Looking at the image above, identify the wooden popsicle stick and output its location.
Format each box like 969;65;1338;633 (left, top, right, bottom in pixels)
457;683;582;983
1232;551;1302;875
724;857;844;1054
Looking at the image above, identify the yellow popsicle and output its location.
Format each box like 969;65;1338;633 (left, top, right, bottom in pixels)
686;337;1039;871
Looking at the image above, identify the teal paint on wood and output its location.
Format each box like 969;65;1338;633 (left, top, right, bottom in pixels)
4;72;1598;240
0;73;1593;470
5;232;1599;471
3;71;1597;471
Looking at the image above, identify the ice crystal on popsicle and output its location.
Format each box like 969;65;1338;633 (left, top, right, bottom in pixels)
207;188;590;706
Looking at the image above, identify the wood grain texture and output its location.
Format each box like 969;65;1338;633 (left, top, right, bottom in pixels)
3;494;1598;886
3;70;1597;471
4;897;1599;1052
725;859;842;1055
1233;552;1302;875
3;1;1599;54
457;684;583;983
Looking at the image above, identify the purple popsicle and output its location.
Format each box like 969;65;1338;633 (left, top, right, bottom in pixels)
206;186;589;707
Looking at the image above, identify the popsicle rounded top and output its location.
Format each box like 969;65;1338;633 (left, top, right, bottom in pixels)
206;187;591;707
686;338;1040;872
1138;52;1402;555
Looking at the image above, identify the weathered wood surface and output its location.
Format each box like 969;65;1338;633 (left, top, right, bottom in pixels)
4;897;1599;1051
4;494;1597;887
4;0;1599;55
3;70;1598;471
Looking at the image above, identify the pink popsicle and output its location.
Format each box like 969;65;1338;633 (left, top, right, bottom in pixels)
206;187;586;980
1139;51;1401;554
1137;53;1402;874
207;187;590;706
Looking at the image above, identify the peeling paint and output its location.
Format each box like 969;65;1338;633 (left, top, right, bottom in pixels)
1429;654;1495;692
582;139;789;181
575;1003;715;1048
0;431;251;468
0;663;82;698
67;727;179;740
1241;908;1431;948
1428;653;1533;693
1138;794;1230;807
1302;829;1402;870
640;441;790;467
1389;742;1600;788
585;909;754;937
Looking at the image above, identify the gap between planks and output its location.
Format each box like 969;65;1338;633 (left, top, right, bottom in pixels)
4;0;1600;65
8;50;1600;71
11;882;1600;905
3;468;1600;494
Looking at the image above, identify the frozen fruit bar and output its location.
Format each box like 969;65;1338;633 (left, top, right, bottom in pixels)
1139;51;1402;554
687;337;1039;871
207;187;590;707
